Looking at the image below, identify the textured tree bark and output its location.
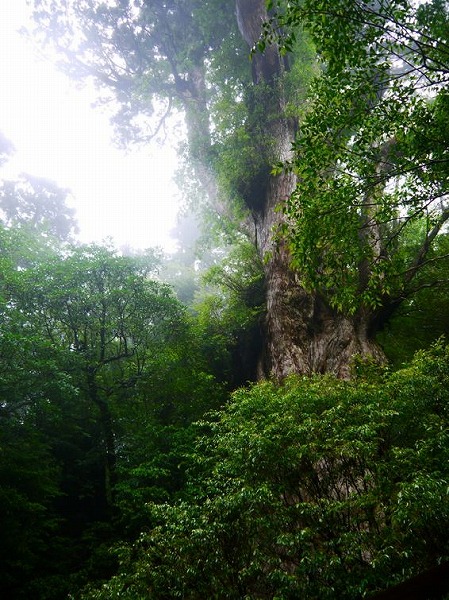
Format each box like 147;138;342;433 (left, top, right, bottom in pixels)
236;0;385;379
262;246;385;379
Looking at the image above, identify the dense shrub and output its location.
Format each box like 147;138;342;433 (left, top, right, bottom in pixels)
83;342;449;599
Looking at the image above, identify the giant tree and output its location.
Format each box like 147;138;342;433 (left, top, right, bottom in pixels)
29;0;449;378
267;0;449;373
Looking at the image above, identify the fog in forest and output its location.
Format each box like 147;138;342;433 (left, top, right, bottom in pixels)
1;1;182;253
2;1;449;599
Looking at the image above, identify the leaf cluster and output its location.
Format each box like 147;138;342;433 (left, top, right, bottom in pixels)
267;0;449;316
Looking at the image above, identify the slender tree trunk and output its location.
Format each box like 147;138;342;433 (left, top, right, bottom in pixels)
236;0;385;379
86;367;117;510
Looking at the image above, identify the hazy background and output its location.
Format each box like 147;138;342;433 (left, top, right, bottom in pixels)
1;1;181;252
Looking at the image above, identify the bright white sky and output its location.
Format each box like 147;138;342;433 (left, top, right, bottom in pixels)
0;1;181;252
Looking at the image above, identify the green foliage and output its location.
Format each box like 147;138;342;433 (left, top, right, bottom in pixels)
83;342;449;598
0;267;79;598
202;240;265;319
378;231;449;366
0;173;78;242
0;378;63;599
193;239;265;386
211;82;279;212
268;0;449;315
0;235;227;598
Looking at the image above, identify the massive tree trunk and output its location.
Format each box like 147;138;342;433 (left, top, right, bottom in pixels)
236;0;385;379
29;0;388;380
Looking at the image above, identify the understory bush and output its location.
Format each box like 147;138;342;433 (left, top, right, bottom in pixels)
83;342;449;599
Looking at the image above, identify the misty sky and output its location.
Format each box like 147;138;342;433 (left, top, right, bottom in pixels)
0;1;181;252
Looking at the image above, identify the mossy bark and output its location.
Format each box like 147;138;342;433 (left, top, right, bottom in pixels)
236;0;385;379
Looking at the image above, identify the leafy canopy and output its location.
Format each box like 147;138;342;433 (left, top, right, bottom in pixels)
267;0;449;314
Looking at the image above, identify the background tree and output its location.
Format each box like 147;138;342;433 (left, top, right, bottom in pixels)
0;234;226;598
0;173;78;242
158;211;203;306
0;133;78;270
8;245;185;510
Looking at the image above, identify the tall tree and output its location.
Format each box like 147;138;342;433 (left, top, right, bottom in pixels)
0;228;226;598
0;173;78;242
8;244;185;510
268;0;449;372
29;0;449;378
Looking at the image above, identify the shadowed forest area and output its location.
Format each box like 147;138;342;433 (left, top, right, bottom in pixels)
2;0;449;597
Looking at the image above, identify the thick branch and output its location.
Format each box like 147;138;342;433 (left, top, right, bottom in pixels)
403;206;449;287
